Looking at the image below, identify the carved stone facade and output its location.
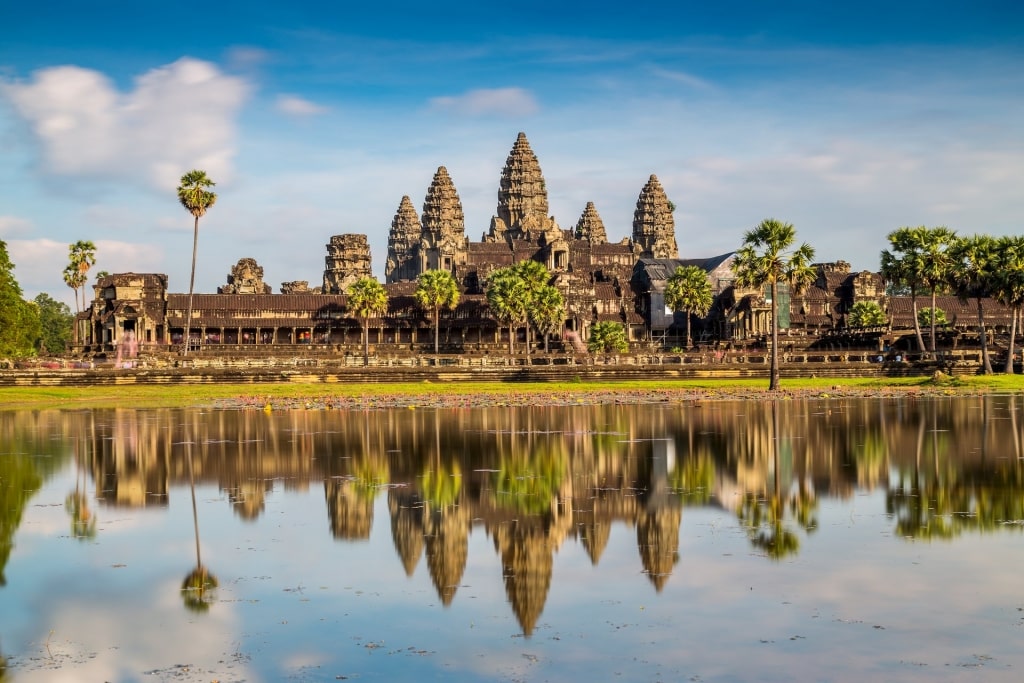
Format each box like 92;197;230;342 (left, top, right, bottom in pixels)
631;175;678;259
322;234;372;294
419;166;468;274
385;195;423;283
574;202;608;244
280;281;312;294
218;258;272;294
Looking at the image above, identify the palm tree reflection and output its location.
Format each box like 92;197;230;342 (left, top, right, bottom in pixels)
181;438;217;613
65;443;96;541
736;401;817;561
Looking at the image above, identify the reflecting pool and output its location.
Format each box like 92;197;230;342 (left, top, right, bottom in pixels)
2;395;1024;681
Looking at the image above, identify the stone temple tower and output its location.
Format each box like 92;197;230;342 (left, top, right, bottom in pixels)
488;132;559;243
385;195;422;283
420;166;467;273
574;202;608;244
322;234;372;294
631;174;678;259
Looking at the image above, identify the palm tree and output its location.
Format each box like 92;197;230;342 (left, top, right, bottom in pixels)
918;226;957;354
732;218;816;391
994;236;1024;374
880;226;930;354
346;276;388;365
413;269;460;355
64;240;96;314
664;265;712;349
176;170;217;356
486;266;529;354
529;284;565;353
512;260;551;355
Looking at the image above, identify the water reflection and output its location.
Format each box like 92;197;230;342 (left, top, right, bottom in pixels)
2;396;1024;642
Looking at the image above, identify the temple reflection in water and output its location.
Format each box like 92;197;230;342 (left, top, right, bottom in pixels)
3;395;1024;636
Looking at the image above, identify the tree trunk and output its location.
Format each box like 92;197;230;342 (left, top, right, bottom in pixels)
929;288;938;354
184;215;200;357
1006;308;1019;374
910;294;925;353
433;308;440;355
362;320;369;366
685;311;692;349
977;297;992;375
769;281;780;391
508;324;514;355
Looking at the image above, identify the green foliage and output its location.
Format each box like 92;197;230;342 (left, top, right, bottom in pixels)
881;226;957;353
34;293;73;355
346;276;389;364
587;320;628;353
485;260;563;353
732;218;815;389
414;269;460;354
917;307;947;328
847;300;887;328
177;170;218;218
0;240;40;358
665;265;713;346
64;240;97;314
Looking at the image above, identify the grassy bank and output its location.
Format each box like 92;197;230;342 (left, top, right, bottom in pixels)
3;374;1024;411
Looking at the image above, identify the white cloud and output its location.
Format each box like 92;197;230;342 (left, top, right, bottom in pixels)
276;94;328;116
429;87;539;117
1;58;249;191
0;215;33;237
649;66;714;90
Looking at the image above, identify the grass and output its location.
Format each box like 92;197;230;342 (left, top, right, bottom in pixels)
3;374;1024;411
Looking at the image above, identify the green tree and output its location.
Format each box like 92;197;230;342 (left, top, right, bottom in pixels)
993;236;1024;374
414;269;460;355
880;227;928;352
918;227;957;353
917;307;947;329
485;266;530;354
587;320;628;354
33;293;73;355
847;300;887;328
732;218;816;391
529;284;565;353
0;240;40;358
948;235;998;374
346;276;388;366
64;240;96;314
177;170;217;356
664;265;712;349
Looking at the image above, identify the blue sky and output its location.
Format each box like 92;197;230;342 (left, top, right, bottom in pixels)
2;1;1022;306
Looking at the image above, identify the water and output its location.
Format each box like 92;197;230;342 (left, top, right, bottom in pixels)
2;396;1023;682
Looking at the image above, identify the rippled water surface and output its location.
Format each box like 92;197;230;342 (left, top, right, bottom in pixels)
2;395;1024;682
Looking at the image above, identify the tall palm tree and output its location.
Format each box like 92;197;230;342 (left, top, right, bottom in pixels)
346;276;388;366
732;218;816;391
918;226;957;354
880;226;928;353
64;240;96;314
176;170;217;356
664;265;713;349
413;269;460;355
994;236;1024;374
948;235;997;374
529;284;565;353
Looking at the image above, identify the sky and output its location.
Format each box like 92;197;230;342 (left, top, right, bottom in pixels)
1;1;1022;307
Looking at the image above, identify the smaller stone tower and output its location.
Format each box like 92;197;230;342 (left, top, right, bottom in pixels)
322;234;372;294
632;175;678;259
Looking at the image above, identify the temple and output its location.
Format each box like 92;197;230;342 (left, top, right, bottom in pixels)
74;131;998;358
